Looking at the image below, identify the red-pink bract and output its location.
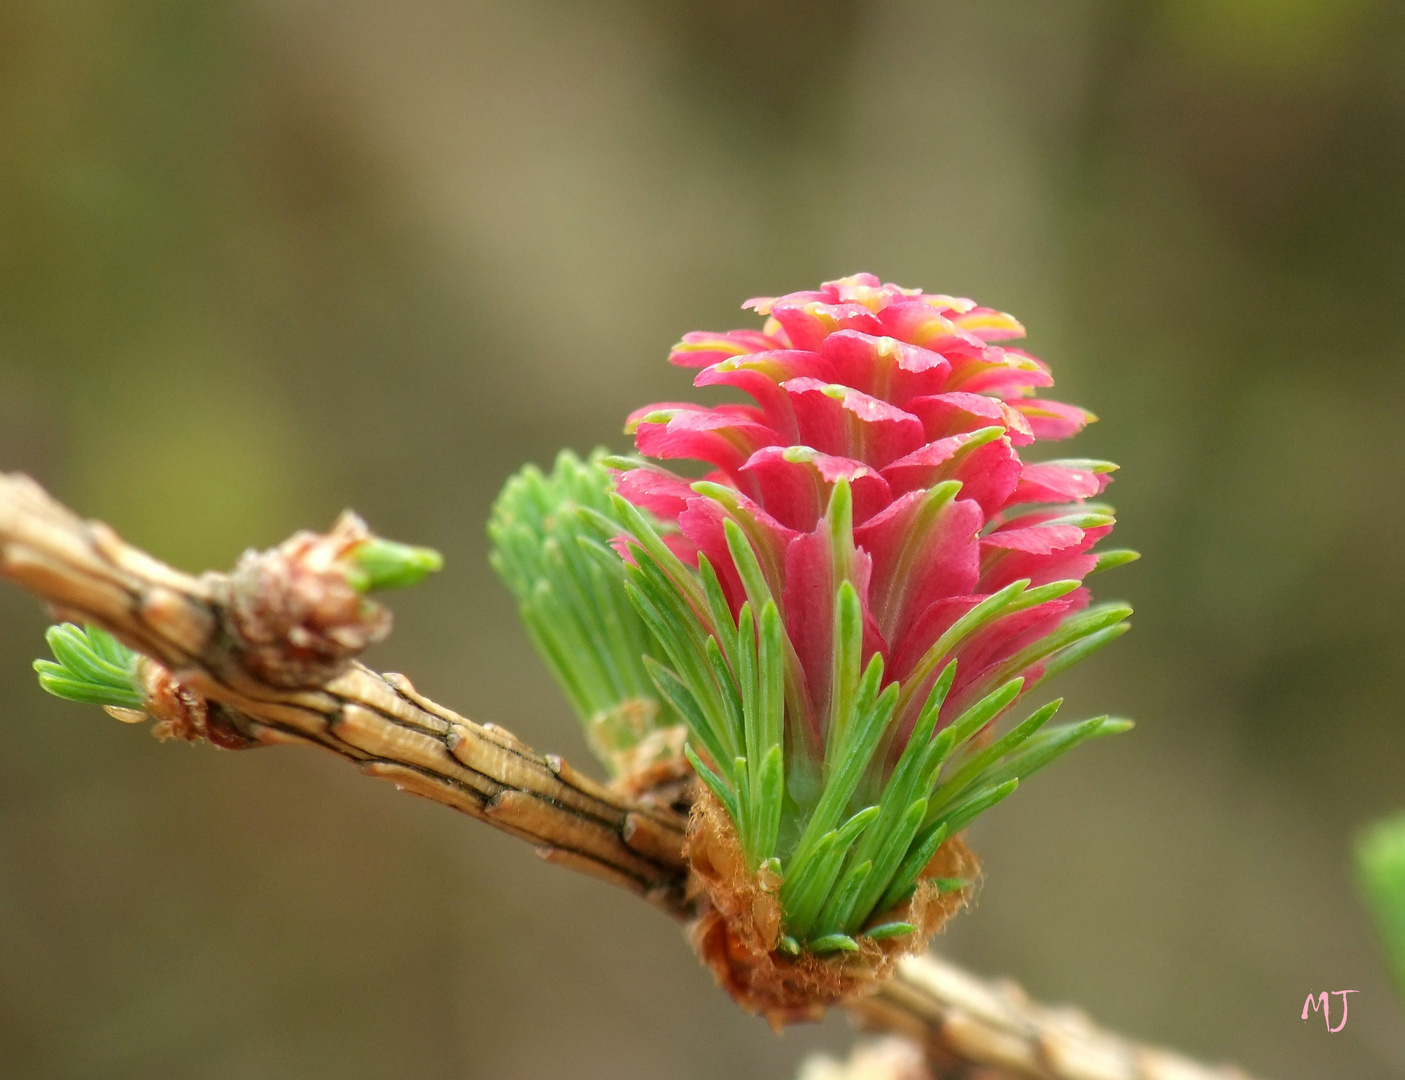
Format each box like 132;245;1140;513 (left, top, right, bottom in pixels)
617;274;1115;766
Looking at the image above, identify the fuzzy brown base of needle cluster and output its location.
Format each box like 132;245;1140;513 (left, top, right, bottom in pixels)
684;789;979;1028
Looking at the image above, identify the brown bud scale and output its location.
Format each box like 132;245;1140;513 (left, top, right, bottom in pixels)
683;788;979;1029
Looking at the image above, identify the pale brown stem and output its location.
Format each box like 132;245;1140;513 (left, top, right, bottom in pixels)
0;473;1261;1080
853;955;1254;1080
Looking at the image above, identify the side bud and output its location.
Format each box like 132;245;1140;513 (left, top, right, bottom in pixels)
219;511;441;688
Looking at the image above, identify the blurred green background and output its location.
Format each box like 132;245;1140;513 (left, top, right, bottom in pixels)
1;1;1403;1077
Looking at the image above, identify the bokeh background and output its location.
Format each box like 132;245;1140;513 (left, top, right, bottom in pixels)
1;1;1403;1077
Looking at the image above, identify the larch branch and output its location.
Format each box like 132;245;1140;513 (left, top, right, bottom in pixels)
0;473;688;911
0;472;1261;1080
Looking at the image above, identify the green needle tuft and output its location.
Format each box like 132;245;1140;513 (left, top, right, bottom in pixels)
490;450;682;776
34;624;145;711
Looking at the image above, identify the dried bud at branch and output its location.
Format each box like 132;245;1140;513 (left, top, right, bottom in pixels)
218;511;394;688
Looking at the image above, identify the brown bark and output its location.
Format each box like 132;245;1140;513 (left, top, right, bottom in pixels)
0;472;1261;1080
855;955;1254;1080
